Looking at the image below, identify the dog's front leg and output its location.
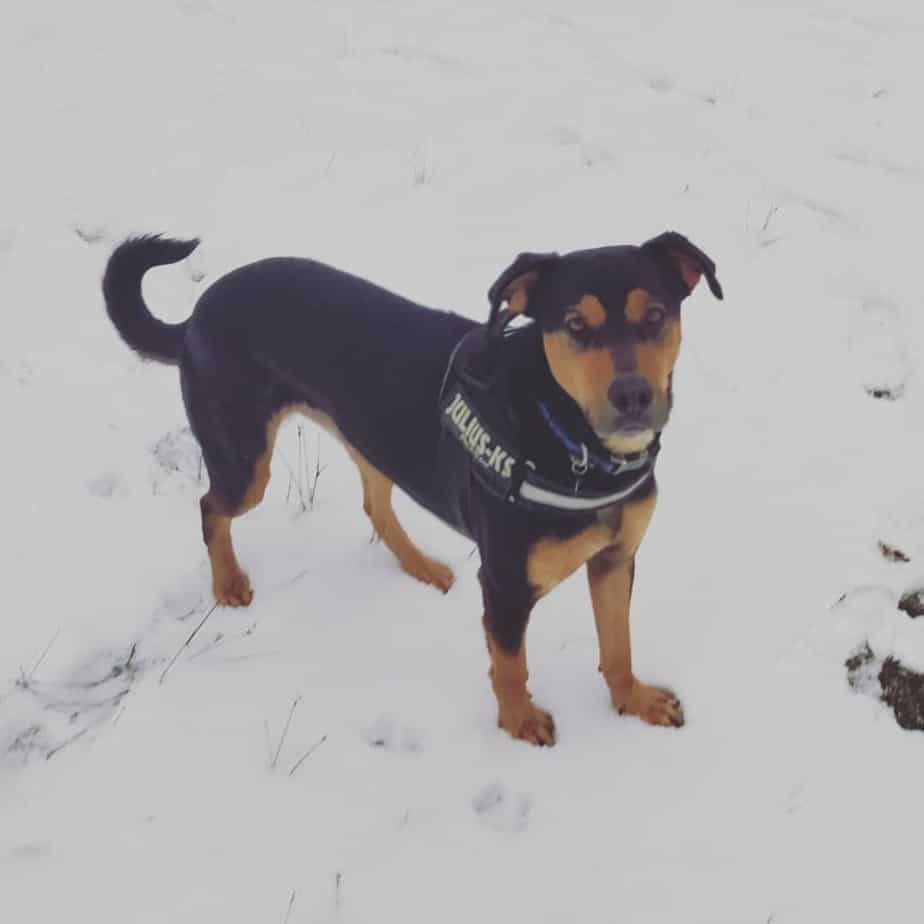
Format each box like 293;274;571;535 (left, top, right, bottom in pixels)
479;570;555;746
587;546;684;728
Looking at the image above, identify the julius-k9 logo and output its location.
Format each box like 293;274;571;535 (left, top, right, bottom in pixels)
443;391;515;479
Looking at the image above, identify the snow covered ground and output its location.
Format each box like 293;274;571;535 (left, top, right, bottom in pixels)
3;0;924;920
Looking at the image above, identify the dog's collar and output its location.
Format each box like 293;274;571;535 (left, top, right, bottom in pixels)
439;327;659;514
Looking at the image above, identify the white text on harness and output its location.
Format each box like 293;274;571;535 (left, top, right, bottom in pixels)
443;392;515;479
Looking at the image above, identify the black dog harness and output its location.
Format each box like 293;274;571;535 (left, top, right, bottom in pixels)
438;321;659;515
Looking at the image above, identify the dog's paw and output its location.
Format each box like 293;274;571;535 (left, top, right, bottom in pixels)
424;559;455;593
213;570;253;607
497;701;556;746
401;554;455;594
612;680;684;728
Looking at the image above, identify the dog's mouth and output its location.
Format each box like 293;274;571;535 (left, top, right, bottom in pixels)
613;417;651;435
602;429;655;456
593;416;656;455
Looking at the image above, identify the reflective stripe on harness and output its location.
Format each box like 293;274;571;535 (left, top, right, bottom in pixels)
517;467;653;511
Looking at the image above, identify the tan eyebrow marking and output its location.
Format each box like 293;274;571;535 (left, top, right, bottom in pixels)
625;288;654;324
575;294;607;329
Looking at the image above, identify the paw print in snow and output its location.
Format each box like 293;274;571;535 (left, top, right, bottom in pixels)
848;299;913;400
363;715;423;754
473;781;531;833
151;427;204;493
87;472;126;500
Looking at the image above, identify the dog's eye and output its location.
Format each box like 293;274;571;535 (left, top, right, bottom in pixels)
645;305;666;326
564;314;587;336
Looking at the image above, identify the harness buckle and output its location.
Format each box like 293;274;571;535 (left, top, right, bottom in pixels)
570;444;590;477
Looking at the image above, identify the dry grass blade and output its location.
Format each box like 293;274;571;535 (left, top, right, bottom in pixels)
283;889;297;923
28;627;62;678
271;695;302;769
289;733;328;777
159;604;217;684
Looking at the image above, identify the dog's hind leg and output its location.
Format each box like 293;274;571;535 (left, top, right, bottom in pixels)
348;449;454;593
200;492;253;606
196;406;289;607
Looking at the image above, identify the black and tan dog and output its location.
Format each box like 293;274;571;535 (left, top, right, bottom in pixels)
103;231;722;745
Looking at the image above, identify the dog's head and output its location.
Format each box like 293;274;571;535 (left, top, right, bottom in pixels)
488;231;723;454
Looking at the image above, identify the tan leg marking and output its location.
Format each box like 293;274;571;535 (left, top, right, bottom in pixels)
514;520;615;745
202;407;294;607
292;404;453;591
348;448;454;593
586;491;684;727
202;499;253;607
308;401;451;592
241;407;291;513
201;401;453;602
485;632;555;746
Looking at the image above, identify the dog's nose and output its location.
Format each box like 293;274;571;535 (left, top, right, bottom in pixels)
608;375;653;416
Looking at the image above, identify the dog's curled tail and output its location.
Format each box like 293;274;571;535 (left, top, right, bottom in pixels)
103;234;200;364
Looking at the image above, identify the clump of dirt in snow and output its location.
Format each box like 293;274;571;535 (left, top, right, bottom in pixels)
878;540;910;563
880;658;924;730
846;642;924;731
897;589;924;618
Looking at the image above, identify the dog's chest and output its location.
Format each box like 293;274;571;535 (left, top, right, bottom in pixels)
524;494;655;599
524;512;620;600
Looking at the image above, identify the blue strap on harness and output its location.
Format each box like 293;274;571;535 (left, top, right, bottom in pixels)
536;402;653;478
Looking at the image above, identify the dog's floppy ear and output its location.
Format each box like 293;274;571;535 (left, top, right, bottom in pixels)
641;231;723;301
487;251;559;324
